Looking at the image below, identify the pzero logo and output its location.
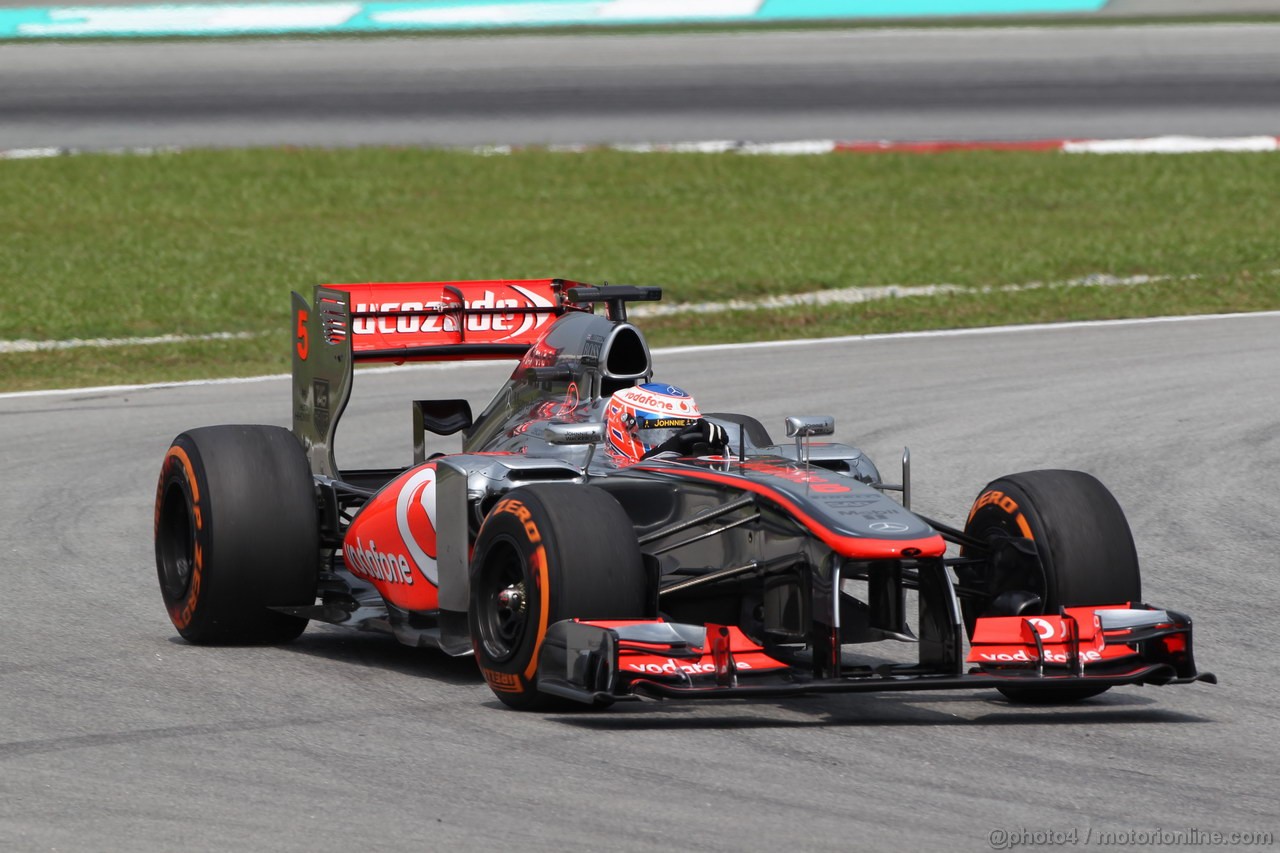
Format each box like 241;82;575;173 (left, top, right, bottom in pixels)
396;465;440;586
351;285;554;343
868;521;910;533
492;498;542;544
973;489;1019;514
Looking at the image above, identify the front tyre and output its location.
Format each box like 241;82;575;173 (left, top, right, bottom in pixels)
963;469;1141;703
154;425;319;644
469;484;646;710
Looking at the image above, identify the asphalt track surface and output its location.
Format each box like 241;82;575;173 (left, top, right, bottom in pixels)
2;313;1278;851
2;22;1279;149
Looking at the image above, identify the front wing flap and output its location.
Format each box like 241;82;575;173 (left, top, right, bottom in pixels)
535;605;1214;706
966;604;1205;680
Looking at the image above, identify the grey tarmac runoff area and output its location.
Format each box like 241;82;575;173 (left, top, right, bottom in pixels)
1;313;1278;851
2;20;1279;149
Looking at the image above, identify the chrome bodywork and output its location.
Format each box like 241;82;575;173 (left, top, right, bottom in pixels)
288;284;906;657
271;281;1211;706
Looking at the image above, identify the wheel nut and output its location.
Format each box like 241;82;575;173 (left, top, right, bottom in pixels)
497;586;524;611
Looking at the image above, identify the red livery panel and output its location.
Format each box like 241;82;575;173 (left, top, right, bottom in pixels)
342;463;443;611
323;279;580;361
579;620;790;679
967;606;1172;669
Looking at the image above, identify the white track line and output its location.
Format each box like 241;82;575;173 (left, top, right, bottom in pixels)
3;310;1277;401
1063;135;1280;154
4;136;1278;161
654;310;1280;355
0;331;260;354
629;272;1186;317
0;269;1230;354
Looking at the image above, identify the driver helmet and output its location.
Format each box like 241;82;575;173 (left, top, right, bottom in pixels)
605;383;702;464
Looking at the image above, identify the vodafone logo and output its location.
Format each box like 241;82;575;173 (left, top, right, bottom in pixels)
396;465;440;585
617;387;701;416
344;538;414;585
978;648;1103;664
626;658;754;675
622;391;676;411
1027;617;1056;640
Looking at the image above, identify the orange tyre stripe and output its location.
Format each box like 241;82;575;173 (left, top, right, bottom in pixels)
169;445;199;502
523;545;550;681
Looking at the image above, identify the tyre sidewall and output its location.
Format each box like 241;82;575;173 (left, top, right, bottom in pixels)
469;494;554;704
468;484;646;710
154;426;318;643
964;470;1141;704
965;470;1140;612
155;435;213;637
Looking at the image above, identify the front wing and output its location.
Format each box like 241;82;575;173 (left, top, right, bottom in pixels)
535;605;1215;706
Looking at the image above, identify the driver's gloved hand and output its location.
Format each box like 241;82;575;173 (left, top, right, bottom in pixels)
641;419;730;459
675;419;729;455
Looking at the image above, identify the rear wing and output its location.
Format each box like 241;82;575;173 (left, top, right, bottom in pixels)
309;279;577;364
290;278;660;476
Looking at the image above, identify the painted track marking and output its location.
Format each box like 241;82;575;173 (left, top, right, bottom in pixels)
3;310;1277;400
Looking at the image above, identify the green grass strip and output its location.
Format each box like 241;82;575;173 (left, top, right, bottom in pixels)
2;147;1277;391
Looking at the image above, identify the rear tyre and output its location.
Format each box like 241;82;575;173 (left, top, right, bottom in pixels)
962;469;1141;704
469;484;647;710
154;425;319;644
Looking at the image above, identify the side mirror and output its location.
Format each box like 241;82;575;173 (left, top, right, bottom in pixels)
784;415;834;467
784;415;835;438
544;421;605;446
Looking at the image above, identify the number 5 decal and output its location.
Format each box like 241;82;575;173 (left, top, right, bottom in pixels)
295;309;309;360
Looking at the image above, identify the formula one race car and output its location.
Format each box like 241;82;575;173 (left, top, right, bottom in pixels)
153;279;1214;710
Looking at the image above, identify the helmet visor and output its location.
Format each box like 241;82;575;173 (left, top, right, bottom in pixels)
635;414;698;451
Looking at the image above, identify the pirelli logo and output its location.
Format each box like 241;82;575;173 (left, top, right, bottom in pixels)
481;668;524;694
